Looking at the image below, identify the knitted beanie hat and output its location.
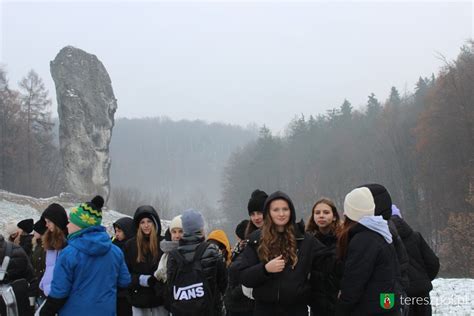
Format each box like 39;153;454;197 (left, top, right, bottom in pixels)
235;219;249;240
69;196;104;229
181;209;205;234
247;189;268;215
5;221;18;236
33;218;47;235
359;184;392;220
344;187;376;222
169;215;183;231
17;219;34;234
42;203;68;231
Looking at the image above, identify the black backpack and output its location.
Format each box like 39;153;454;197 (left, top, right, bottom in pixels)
168;242;213;316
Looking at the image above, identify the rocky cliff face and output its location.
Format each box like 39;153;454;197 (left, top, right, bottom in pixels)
50;46;117;201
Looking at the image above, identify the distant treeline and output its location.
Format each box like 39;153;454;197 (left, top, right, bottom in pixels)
221;43;474;277
108;117;257;222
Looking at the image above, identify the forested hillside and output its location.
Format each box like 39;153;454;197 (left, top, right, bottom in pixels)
221;43;474;277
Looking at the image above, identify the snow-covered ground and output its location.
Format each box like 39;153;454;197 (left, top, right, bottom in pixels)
0;190;169;236
431;278;474;315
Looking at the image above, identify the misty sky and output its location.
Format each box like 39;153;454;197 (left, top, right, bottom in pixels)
1;1;472;132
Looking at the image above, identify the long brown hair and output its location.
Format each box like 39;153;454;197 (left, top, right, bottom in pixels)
136;223;160;263
42;225;67;250
305;198;340;237
257;201;298;269
336;216;358;260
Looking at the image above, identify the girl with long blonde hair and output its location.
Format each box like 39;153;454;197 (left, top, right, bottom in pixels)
123;205;167;316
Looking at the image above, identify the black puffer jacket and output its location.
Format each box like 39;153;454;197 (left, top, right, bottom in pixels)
391;216;440;296
237;191;327;315
167;233;228;316
123;206;165;308
335;224;401;316
0;235;38;315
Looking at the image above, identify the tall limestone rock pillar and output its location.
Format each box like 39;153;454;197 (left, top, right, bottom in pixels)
50;46;117;201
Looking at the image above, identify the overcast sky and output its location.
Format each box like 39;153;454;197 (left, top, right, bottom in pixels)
1;1;472;132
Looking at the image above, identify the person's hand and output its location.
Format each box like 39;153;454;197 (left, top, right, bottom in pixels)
265;255;285;273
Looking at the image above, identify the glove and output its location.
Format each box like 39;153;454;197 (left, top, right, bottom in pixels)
139;275;151;287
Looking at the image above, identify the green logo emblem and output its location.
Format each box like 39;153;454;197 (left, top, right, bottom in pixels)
380;293;394;309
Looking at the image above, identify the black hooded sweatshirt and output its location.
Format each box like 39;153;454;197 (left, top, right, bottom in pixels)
237;191;327;316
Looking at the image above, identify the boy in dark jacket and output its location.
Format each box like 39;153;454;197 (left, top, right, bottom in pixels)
391;205;439;316
167;209;227;316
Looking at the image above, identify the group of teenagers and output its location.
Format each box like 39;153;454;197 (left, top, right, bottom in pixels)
0;183;440;316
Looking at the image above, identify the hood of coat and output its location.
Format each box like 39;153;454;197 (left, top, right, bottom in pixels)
68;226;112;256
113;217;136;241
134;205;161;237
262;191;297;224
207;229;231;264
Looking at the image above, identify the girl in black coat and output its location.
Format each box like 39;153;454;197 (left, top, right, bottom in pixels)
335;187;401;316
123;206;167;316
306;198;341;316
238;191;326;316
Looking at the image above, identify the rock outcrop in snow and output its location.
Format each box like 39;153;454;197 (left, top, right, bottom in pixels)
50;46;117;201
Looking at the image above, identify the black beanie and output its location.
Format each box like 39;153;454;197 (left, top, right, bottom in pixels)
42;203;68;231
247;189;268;215
235;219;249;240
17;219;34;234
33;218;47;235
359;183;392;220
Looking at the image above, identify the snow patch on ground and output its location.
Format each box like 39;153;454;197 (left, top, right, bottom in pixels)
0;191;169;236
432;278;474;315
